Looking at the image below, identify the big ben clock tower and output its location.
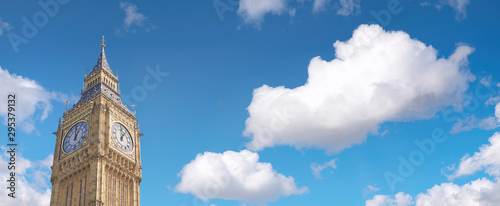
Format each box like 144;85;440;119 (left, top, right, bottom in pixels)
50;37;142;206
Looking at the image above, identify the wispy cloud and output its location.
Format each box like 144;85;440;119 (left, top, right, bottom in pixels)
238;0;360;28
0;18;12;36
237;0;288;28
363;185;380;196
480;76;492;87
439;0;470;21
366;192;413;206
311;159;337;179
451;87;500;134
312;0;331;13
420;2;431;7
336;0;360;16
119;2;155;32
450;115;499;134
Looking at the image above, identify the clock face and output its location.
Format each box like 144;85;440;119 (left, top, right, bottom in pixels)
63;122;88;153
111;122;133;153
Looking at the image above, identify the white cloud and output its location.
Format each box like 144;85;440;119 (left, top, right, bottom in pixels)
363;185;380;196
0;147;52;206
480;76;492;87
312;0;331;13
176;150;308;205
439;0;470;21
244;24;475;154
311;159;336;179
450;79;500;133
369;131;500;206
120;2;155;32
365;192;413;206
415;178;500;206
367;179;500;206
0;18;11;36
485;96;500;106
450;115;499;134
420;2;431;7
0;66;66;134
415;129;500;205
238;0;361;27
448;132;500;179
336;0;360;16
237;0;287;27
450;101;500;133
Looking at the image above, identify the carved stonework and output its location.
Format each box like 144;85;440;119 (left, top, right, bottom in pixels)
50;38;142;206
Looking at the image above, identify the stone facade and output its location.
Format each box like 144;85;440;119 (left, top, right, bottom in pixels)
50;37;142;206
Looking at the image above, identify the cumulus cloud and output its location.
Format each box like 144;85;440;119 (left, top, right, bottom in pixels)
244;24;475;154
0;66;66;134
367;179;500;206
0;147;53;206
336;0;360;16
415;178;500;206
368;131;500;206
237;0;287;27
0;18;11;36
414;130;500;205
311;159;337;179
176;150;308;205
365;192;413;206
439;0;470;21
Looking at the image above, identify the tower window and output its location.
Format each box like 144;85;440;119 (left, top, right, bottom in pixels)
79;179;82;206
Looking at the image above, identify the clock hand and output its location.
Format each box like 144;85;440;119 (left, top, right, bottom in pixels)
74;130;80;141
120;132;125;141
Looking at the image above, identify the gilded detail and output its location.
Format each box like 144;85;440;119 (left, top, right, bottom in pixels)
50;37;142;206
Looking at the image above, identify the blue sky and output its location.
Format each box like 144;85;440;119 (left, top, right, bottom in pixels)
1;0;500;205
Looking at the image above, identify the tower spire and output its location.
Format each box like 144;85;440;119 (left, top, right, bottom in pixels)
101;35;106;51
88;36;115;77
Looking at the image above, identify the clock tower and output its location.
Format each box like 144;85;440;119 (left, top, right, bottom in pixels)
50;37;142;206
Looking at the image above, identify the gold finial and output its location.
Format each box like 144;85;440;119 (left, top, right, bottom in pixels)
131;102;135;110
101;35;106;48
64;100;69;112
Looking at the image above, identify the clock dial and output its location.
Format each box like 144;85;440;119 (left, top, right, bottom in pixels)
111;122;133;153
63;122;88;153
